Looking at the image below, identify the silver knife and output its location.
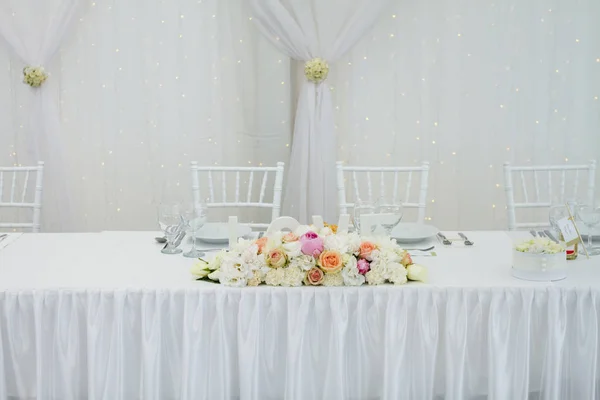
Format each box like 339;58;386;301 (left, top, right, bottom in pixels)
0;234;7;243
544;230;559;243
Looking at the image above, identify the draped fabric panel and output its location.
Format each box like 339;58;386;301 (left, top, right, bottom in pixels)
1;287;599;399
248;0;391;223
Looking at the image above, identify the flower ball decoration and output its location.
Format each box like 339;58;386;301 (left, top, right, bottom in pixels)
22;66;48;88
304;58;329;84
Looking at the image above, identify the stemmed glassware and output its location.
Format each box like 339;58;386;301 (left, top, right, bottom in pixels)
353;199;376;235
375;195;403;236
158;203;184;254
576;203;600;256
182;201;208;258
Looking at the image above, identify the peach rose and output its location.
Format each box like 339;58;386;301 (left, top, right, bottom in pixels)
282;232;299;243
305;267;324;285
359;241;377;260
400;252;413;267
255;237;268;254
318;250;343;274
266;248;288;268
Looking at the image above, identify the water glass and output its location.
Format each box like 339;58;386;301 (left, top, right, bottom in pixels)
158;203;184;254
375;196;403;236
353;200;376;235
183;202;208;258
577;204;600;256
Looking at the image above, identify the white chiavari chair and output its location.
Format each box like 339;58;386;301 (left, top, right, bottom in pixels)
191;162;285;230
0;161;45;232
503;160;596;230
336;161;430;224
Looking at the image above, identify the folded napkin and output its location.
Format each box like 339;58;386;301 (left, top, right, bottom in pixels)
0;233;23;251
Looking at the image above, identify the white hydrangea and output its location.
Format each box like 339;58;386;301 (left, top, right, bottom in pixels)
282;266;305;287
265;268;286;286
365;269;385;285
323;272;344;286
341;257;365;286
515;238;565;254
289;254;316;271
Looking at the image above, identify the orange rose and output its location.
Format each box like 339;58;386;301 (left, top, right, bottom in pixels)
305;267;324;285
359;241;377;260
400;252;413;267
255;237;268;254
318;250;343;274
282;232;299;243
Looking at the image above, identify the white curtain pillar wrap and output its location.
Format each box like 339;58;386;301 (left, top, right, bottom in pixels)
249;0;391;223
0;0;81;230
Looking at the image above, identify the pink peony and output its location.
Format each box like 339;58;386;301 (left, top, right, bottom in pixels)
357;259;371;275
300;231;324;257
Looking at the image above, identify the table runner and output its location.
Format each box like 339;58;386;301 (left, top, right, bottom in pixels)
0;232;599;399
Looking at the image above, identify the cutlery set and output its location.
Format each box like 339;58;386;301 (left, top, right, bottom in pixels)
436;232;474;246
530;230;559;243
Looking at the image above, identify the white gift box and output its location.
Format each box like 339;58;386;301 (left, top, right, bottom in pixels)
511;250;567;281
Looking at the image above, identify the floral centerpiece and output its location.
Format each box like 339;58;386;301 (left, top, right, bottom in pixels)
515;238;564;254
191;224;427;287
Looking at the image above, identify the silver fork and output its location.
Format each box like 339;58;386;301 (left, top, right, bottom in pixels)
537;231;546;238
437;232;452;245
403;245;435;252
458;232;474;246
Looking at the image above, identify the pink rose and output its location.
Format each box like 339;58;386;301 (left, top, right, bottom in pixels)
282;232;299;243
300;231;324;257
304;267;324;286
400;252;413;267
357;259;370;275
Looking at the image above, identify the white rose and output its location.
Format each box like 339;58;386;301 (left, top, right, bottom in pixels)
407;264;428;282
323;234;349;253
282;241;302;258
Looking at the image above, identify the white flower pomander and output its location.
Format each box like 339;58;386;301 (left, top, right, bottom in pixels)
341;258;365;286
23;66;48;88
304;58;329;83
289;254;316;271
323;272;344;286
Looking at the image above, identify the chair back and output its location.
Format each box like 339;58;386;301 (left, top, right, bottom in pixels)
0;161;44;232
191;162;284;229
336;161;430;223
503;160;596;230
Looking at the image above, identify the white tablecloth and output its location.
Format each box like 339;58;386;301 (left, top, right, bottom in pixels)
0;231;599;400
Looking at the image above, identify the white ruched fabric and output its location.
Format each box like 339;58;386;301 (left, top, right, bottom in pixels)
248;0;391;223
1;231;600;399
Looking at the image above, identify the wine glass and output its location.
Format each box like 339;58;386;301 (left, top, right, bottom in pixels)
375;196;403;236
183;202;208;258
158;203;184;254
577;203;600;256
353;199;376;235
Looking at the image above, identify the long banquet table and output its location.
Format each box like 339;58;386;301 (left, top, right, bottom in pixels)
0;231;599;400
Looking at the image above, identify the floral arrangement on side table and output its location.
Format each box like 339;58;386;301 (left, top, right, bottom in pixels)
191;224;428;287
515;238;564;254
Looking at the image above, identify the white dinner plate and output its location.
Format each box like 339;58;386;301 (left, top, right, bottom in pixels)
391;223;439;243
194;222;252;244
577;224;600;240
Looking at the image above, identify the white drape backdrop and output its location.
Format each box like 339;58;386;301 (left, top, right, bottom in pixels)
0;0;82;230
249;0;391;223
0;0;599;231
